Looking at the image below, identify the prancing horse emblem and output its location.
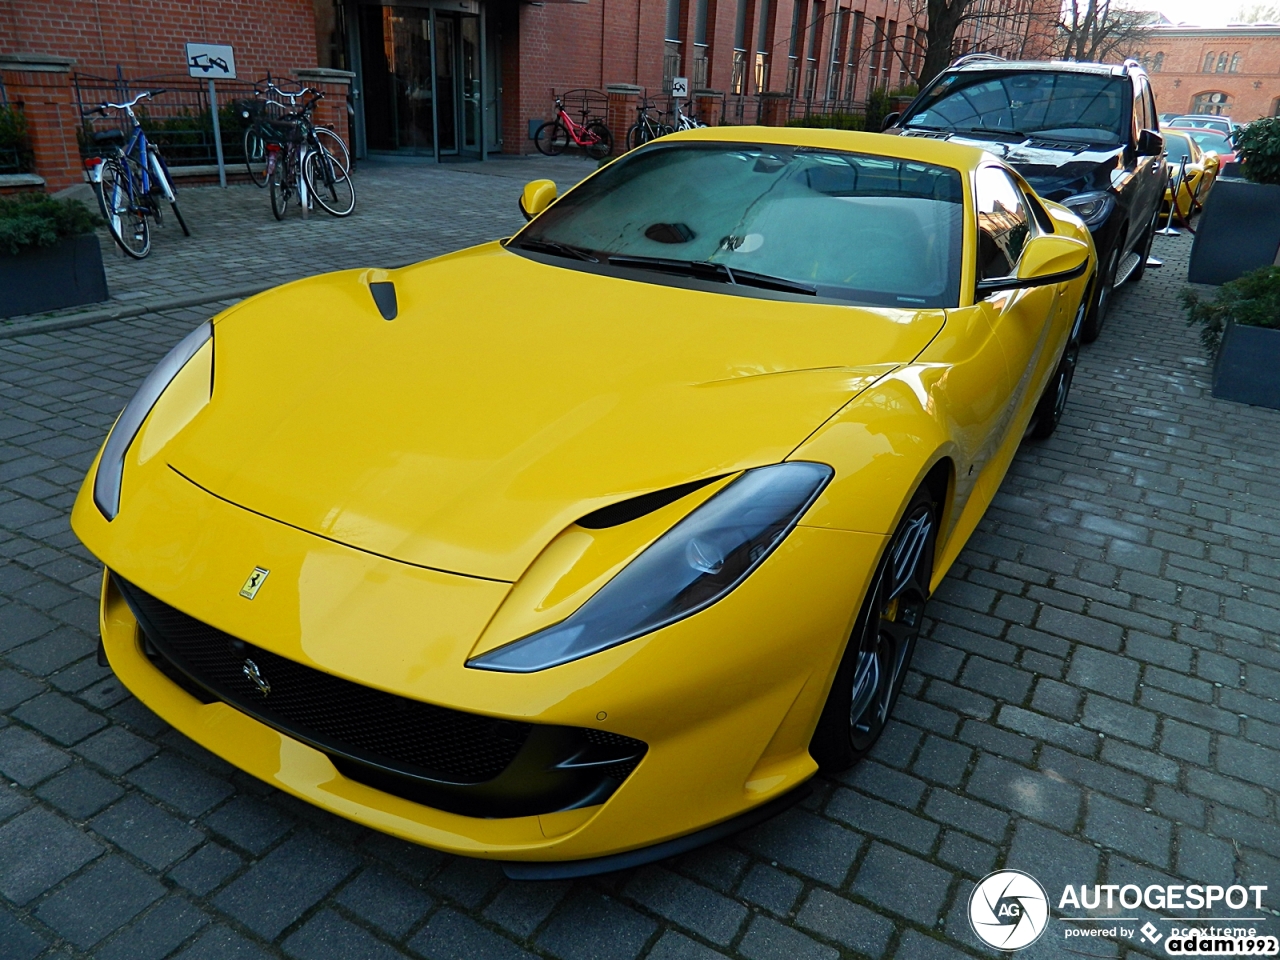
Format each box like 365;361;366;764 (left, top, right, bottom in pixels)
243;659;271;697
239;566;269;600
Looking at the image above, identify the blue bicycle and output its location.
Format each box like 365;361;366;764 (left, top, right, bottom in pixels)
85;90;189;259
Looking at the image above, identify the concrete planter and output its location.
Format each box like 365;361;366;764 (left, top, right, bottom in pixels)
1212;320;1280;410
1188;178;1280;285
0;233;108;318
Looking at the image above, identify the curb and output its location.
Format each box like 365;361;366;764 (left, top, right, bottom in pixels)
0;283;274;341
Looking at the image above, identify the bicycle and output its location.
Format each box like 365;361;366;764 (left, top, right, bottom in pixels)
533;97;613;160
671;100;706;132
626;99;673;150
267;90;356;219
83;90;190;260
243;78;350;188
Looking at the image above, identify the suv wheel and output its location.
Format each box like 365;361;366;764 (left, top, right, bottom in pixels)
1081;242;1121;343
1127;209;1159;285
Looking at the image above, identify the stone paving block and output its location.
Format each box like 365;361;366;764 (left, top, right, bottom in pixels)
1174;826;1235;883
0;604;56;654
673;845;749;893
924;789;1010;840
1067;648;1140;702
796;888;895;957
850;842;952;925
46;655;111;693
1038;746;1146;804
428;856;504;909
0;806;103;904
1125;633;1191;672
625;866;747;945
11;690;106;745
912;736;972;787
283;908;403;960
1141;687;1238;735
174;924;275;960
1037;606;1123;651
535;891;657;960
647;930;731;960
1215;737;1280;789
739;808;862;886
1159;719;1212;765
1083;795;1172;869
968;753;1082;829
1099;739;1179;783
203;795;294;855
998;704;1099;754
72;723;159;774
961;656;1034;704
167;841;244;896
412;907;537;960
737;863;803;915
0;780;33;824
1007;821;1100;893
0;725;71;785
3;628;94;675
0;904;49;960
1186;767;1271;819
94;895;211;960
127;752;235;817
35;763;124;818
91;792;205;869
937;830;998;877
212;831;359;940
738;914;839;960
959;719;1037;763
840;760;926;808
1030;679;1082;721
1081;695;1158;747
33;854;165;949
0;668;41;711
897;929;980;960
826;789;939;854
337;865;434;939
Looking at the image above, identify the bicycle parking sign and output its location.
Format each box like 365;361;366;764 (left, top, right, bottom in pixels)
185;42;236;80
670;76;689;98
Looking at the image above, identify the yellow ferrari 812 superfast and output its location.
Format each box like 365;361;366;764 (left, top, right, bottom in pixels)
72;127;1095;877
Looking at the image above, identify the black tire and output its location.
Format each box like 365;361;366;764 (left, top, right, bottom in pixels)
626;122;645;151
533;121;569;157
245;127;269;187
585;121;613;160
98;157;151;259
1080;240;1121;344
304;148;356;217
1028;293;1086;440
169;200;190;237
314;127;351;175
270;156;292;221
810;486;937;770
149;153;190;237
1127;209;1158;285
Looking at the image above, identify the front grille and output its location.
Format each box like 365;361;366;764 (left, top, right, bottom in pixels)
113;575;647;817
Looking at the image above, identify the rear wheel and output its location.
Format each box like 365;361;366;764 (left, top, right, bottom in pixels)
314;127;351;174
98;157;150;259
304;148;355;217
244;128;270;187
533;121;569;156
1081;241;1120;344
1029;294;1086;440
585;121;613;160
810;486;937;770
270;155;292;221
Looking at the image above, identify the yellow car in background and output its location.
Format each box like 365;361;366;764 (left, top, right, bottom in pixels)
1163;128;1220;221
72;128;1094;877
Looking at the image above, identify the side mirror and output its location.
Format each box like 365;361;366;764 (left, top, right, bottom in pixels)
1015;235;1091;283
519;179;557;221
1137;128;1163;157
880;111;901;132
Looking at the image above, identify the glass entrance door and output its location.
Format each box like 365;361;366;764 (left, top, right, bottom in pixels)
434;12;481;158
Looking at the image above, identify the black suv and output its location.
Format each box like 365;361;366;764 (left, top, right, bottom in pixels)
886;56;1166;341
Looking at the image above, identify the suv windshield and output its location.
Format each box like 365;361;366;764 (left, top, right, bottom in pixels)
905;70;1130;145
513;143;965;308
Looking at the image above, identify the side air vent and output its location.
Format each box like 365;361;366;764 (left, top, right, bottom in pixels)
370;281;398;321
577;477;722;529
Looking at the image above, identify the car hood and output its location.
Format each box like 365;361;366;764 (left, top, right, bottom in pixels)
168;243;944;581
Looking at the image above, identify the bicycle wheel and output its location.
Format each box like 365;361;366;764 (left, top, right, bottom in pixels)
314;127;351;175
270;154;293;221
98;157;150;259
626;122;645;151
244;127;269;187
533;121;569;156
585;121;613;160
150;152;190;237
304;148;356;217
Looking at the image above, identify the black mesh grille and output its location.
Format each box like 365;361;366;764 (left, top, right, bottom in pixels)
583;728;645;780
115;576;529;784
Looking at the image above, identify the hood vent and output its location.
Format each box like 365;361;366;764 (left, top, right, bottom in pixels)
577;476;722;529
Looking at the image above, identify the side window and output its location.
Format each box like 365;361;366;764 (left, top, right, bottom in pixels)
1136;79;1153;132
1144;81;1159;131
975;166;1031;281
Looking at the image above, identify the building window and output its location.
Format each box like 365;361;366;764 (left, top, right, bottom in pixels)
1203;51;1215;71
733;0;748;49
1192;91;1231;114
788;0;802;57
665;0;681;41
1152;52;1164;71
694;0;709;45
1229;52;1241;72
756;0;770;53
1216;52;1228;71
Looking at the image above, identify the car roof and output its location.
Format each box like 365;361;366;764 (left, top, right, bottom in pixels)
945;59;1132;78
664;126;993;172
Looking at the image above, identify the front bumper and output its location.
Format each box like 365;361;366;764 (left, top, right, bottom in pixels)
79;462;884;861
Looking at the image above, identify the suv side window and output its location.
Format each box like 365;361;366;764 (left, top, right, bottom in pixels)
1134;79;1151;135
1144;81;1159;131
975;166;1031;280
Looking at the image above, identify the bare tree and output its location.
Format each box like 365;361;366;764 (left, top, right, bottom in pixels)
1234;2;1280;20
1059;0;1158;62
914;0;1062;86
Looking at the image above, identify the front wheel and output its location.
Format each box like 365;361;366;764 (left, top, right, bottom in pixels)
810;486;937;770
585;121;613;160
533;121;569;156
270;156;292;221
304;149;356;217
1127;209;1158;285
98;157;151;259
1028;295;1086;440
1080;241;1120;344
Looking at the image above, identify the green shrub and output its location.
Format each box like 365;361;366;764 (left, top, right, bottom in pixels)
786;112;866;131
864;87;892;132
1182;265;1280;353
0;193;103;257
0;105;34;174
1232;117;1280;186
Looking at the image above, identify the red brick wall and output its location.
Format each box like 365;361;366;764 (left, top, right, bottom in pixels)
1133;28;1280;123
0;0;317;80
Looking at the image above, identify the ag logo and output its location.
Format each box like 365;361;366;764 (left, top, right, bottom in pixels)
969;870;1049;951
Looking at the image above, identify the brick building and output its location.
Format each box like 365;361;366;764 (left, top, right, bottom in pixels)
1130;23;1280;122
1;0;1057;190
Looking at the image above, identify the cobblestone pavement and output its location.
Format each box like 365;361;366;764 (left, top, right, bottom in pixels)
1;230;1279;960
2;154;595;330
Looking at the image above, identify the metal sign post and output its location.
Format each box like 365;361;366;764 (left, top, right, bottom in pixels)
671;76;688;123
185;42;237;189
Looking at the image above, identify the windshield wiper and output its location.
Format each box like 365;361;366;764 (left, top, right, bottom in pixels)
606;255;817;295
955;126;1030;139
513;237;599;262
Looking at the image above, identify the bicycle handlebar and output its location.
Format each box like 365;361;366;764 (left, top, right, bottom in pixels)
94;90;162;115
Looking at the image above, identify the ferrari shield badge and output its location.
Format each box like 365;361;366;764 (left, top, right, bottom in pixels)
239;567;269;600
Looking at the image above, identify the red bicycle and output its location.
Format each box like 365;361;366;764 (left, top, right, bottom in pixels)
534;97;613;160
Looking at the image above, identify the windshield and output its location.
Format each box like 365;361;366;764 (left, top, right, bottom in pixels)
513;143;965;308
1164;134;1194;162
906;70;1130;144
1175;129;1230;153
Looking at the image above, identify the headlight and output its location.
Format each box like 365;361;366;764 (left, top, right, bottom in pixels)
1061;191;1115;228
468;461;833;673
93;322;212;520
